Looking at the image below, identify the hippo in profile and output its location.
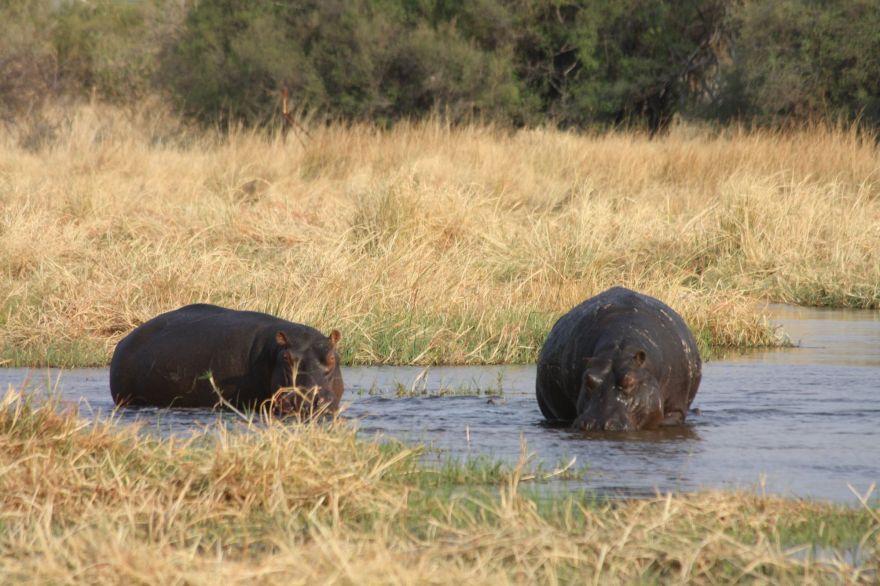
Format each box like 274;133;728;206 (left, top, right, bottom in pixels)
536;287;701;431
110;304;344;417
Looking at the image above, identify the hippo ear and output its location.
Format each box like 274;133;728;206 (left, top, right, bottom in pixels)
328;329;341;348
276;331;290;348
634;350;646;366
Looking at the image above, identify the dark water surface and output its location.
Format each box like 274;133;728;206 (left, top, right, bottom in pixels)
2;305;878;503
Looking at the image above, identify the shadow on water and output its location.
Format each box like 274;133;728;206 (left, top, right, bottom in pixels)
1;305;879;503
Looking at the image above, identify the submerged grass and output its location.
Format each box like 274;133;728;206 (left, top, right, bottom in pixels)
2;104;880;366
0;389;877;584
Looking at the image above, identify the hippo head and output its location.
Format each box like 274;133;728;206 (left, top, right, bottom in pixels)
269;329;344;418
572;348;663;432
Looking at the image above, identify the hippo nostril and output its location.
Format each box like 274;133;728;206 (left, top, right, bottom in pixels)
603;420;624;431
306;389;337;416
577;418;598;432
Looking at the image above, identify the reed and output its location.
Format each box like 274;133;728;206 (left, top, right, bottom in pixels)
0;389;876;584
2;104;878;366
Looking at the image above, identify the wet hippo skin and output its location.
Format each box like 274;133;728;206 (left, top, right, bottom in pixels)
536;287;701;431
110;304;344;416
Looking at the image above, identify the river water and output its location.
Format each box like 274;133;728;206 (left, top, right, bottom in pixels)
2;305;878;503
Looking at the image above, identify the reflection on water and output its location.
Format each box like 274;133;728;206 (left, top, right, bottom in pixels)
2;306;879;503
728;304;880;367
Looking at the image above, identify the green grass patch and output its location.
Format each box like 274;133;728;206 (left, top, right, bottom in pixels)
0;338;108;367
337;308;555;366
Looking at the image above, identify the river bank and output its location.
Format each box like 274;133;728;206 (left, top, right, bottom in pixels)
3;304;878;503
3;105;879;367
1;388;877;584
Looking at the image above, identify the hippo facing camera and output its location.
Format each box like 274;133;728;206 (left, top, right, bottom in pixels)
536;287;701;432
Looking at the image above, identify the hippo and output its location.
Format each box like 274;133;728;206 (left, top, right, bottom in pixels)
110;304;344;417
536;287;701;431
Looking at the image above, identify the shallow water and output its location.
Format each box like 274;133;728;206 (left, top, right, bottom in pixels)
2;305;879;503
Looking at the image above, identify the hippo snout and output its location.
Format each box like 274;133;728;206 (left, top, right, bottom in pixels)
311;387;338;413
600;418;631;432
272;386;338;419
575;416;633;432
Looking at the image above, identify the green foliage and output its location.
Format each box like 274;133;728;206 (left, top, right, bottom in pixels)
511;0;732;131
731;0;880;126
1;0;879;130
53;1;144;99
161;0;523;125
380;24;523;122
0;0;183;113
161;0;318;123
0;0;58;118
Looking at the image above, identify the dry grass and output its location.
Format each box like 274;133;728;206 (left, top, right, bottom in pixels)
1;389;877;584
1;103;879;366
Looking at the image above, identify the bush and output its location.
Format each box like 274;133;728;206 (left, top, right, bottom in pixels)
512;0;732;132
0;1;58;119
161;0;523;125
2;0;879;131
379;24;523;122
731;0;880;126
0;0;183;119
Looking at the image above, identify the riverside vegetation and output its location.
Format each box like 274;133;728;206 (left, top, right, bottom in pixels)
1;104;879;366
2;104;880;583
4;1;880;133
3;3;880;581
0;390;877;584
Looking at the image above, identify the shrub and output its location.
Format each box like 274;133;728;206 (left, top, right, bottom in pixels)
0;1;58;119
161;0;523;125
731;0;880;126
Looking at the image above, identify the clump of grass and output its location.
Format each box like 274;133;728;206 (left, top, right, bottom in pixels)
2;105;878;366
371;367;506;397
1;388;877;583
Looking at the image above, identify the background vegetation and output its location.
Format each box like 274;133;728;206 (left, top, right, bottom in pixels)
1;104;878;367
2;0;879;132
2;0;879;367
2;5;878;579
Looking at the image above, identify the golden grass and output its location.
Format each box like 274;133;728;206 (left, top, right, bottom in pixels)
1;389;877;584
1;103;879;366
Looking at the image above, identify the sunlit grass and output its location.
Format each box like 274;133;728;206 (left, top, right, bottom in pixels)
0;389;876;583
2;104;879;366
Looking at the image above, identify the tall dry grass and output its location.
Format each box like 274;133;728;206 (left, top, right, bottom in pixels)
1;390;876;584
1;103;878;366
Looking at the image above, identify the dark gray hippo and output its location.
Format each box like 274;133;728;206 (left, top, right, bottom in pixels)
536;287;701;431
110;304;344;416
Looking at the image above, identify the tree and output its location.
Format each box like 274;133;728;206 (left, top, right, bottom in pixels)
730;0;880;126
511;0;735;133
161;0;523;125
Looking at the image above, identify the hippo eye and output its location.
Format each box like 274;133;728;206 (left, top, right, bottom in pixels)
324;350;337;374
620;372;638;393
